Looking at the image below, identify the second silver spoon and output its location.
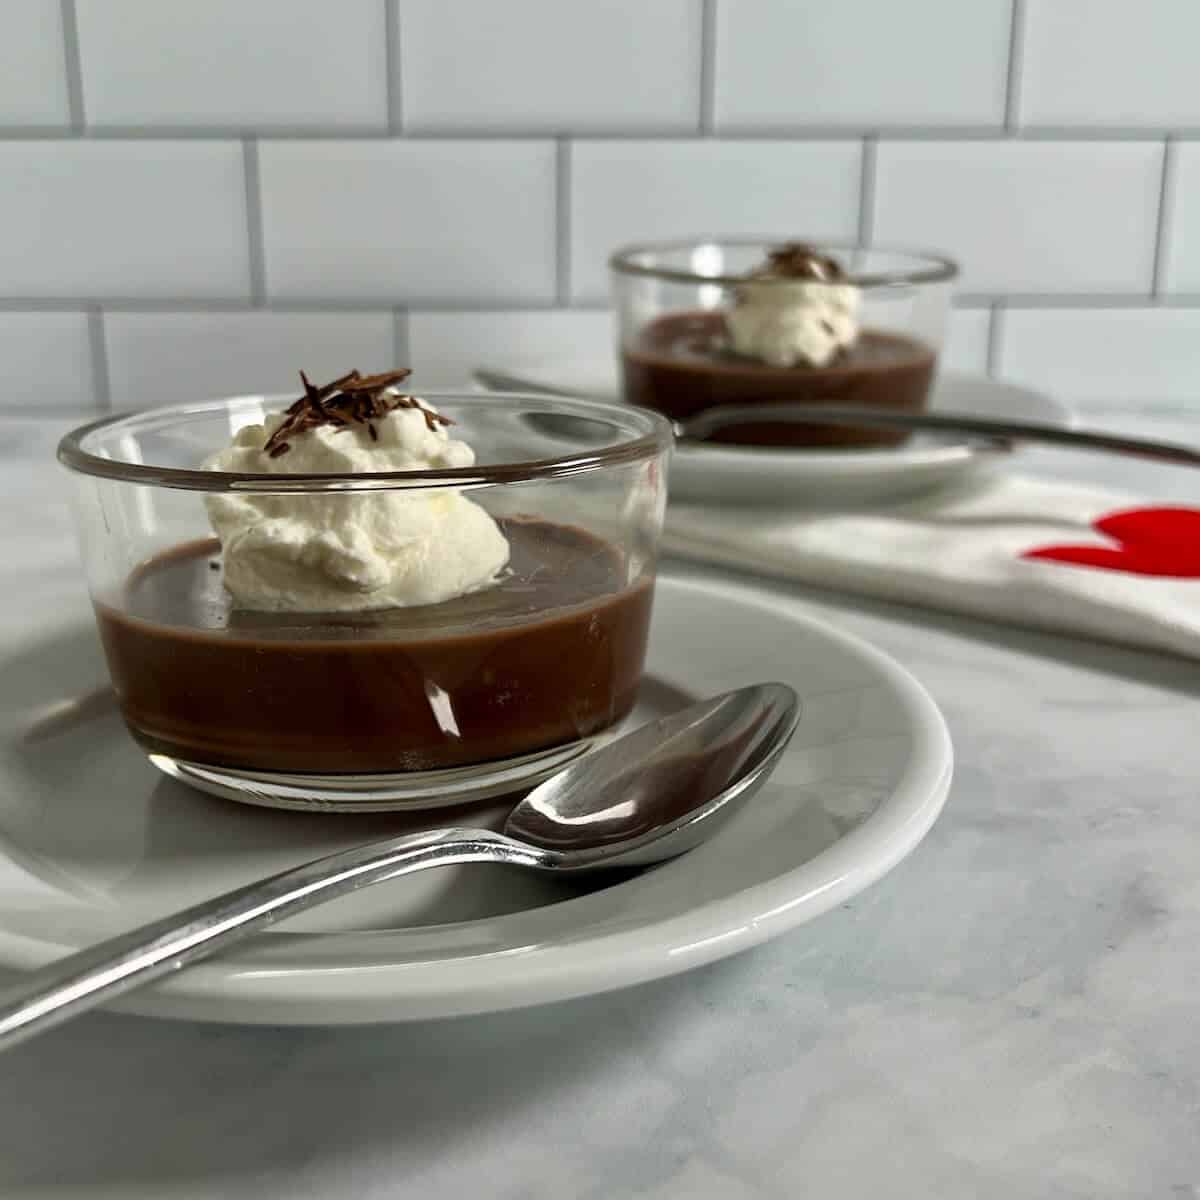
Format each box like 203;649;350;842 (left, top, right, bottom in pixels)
473;368;1200;468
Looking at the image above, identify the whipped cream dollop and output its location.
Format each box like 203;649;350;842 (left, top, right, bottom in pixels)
727;243;861;368
203;371;509;612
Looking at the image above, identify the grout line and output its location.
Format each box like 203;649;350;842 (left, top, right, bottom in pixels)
59;0;86;131
1149;294;1200;308
1003;0;1026;130
857;136;877;244
0;298;252;312
1151;137;1176;299
1;124;391;140
555;138;572;305
87;308;111;410
985;302;1005;376
0;125;979;142
0;297;582;313
5;124;1200;142
242;139;268;305
954;291;1190;308
384;0;402;134
0;125;78;138
698;0;717;134
393;308;409;364
9;296;1200;317
1012;126;1200;141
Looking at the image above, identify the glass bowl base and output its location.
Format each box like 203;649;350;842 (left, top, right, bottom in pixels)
148;737;604;813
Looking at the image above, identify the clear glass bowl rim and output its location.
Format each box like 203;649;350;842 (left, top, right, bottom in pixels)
609;236;958;288
58;391;673;494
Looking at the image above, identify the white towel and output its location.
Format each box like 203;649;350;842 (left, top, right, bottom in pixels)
663;476;1200;659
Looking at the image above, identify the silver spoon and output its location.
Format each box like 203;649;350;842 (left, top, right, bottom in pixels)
473;368;1200;468
0;683;799;1053
678;403;1200;468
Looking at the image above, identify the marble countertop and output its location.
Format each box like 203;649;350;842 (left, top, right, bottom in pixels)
2;404;1199;1199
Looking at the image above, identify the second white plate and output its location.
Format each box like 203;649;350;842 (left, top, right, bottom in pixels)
474;363;1073;505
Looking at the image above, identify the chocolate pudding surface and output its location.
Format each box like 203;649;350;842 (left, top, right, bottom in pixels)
622;310;937;448
96;518;654;773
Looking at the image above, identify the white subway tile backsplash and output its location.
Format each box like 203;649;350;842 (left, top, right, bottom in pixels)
259;141;556;303
944;308;992;374
999;308;1200;400
407;310;613;388
569;141;861;303
0;2;1194;408
714;0;1009;130
76;0;387;129
0;142;250;300
1160;143;1200;293
399;0;700;133
0;1;70;126
873;142;1162;295
0;314;94;410
1020;0;1200;128
104;312;396;410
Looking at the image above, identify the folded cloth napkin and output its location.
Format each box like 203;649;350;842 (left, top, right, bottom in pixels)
663;476;1200;659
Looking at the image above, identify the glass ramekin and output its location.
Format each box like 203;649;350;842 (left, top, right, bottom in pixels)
58;392;671;813
610;238;959;448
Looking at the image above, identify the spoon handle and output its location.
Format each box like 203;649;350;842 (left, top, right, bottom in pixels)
679;404;1200;468
0;827;538;1053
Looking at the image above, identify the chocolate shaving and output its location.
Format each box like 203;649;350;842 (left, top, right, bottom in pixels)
262;368;451;457
752;242;845;282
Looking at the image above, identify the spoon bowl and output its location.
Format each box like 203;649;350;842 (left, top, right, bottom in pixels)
509;681;798;868
0;683;799;1052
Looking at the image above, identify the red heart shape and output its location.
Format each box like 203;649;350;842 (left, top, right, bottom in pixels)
1024;506;1200;578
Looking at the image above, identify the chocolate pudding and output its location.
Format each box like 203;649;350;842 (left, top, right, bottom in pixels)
96;519;653;774
619;244;937;448
623;310;936;449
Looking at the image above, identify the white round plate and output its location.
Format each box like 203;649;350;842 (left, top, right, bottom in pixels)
0;570;952;1025
474;363;1074;505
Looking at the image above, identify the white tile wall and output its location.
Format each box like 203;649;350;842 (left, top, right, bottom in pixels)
104;312;397;409
715;0;1010;129
0;142;250;300
259;141;556;303
874;142;1163;295
0;1;70;126
407;310;613;389
1161;142;1200;293
1020;0;1200;128
1000;308;1200;400
2;0;1200;411
0;314;93;410
944;309;993;375
399;0;701;132
76;0;388;130
570;141;862;302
